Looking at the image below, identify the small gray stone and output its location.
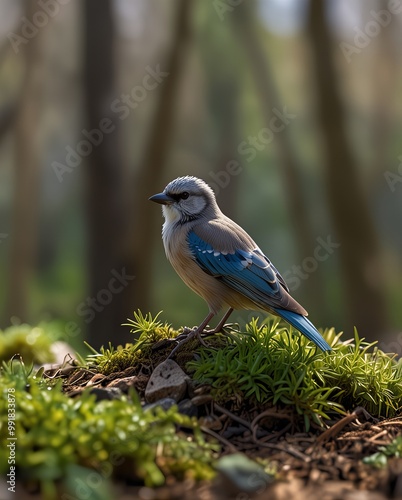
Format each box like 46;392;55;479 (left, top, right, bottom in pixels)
143;398;177;412
178;398;198;418
215;453;274;494
106;376;139;392
145;359;189;403
89;387;122;401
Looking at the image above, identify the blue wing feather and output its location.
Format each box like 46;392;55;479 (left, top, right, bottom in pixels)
188;230;331;352
188;231;287;310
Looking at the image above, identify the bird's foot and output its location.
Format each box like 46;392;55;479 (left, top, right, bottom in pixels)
168;326;209;359
173;326;198;341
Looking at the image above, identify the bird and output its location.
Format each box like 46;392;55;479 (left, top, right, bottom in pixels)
149;176;331;356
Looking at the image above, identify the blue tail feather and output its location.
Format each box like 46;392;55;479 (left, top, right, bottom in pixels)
273;309;332;352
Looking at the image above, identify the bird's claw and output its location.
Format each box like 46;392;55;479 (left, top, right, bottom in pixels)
174;326;196;341
168;326;210;359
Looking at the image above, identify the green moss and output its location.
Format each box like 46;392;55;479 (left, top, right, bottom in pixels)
318;328;402;416
85;311;180;375
0;323;60;365
3;313;400;497
85;313;402;431
187;319;402;429
0;358;217;498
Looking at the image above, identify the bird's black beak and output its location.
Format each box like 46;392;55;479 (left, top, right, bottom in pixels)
148;192;175;205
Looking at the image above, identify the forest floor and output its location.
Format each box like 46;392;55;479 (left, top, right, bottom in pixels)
5;318;402;500
53;356;402;500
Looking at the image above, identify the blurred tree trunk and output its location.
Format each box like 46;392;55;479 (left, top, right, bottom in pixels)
306;0;389;338
214;98;240;218
200;13;241;217
121;0;192;319
84;0;128;347
233;2;328;320
5;0;42;324
0;102;17;141
369;1;397;185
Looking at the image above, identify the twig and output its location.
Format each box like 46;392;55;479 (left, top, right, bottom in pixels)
377;419;402;427
251;439;311;462
213;402;252;430
200;426;238;453
367;430;388;442
259;422;292;443
251;408;292;429
316;407;373;444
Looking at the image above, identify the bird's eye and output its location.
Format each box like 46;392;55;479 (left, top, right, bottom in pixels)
180;192;189;200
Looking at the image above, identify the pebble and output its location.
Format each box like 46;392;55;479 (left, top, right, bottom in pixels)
107;376;139;392
89;387;122;401
144;359;189;403
143;397;177;412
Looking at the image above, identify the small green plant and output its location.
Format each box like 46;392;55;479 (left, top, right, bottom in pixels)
122;310;175;342
363;436;402;468
84;341;140;374
318;328;402;416
0;358;217;499
85;311;178;374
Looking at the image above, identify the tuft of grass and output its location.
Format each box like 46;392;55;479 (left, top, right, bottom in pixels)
187;319;402;429
0;357;217;498
85;311;178;374
122;310;175;341
318;328;402;416
84;341;142;375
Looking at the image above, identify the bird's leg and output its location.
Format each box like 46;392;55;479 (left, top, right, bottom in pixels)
168;312;215;359
207;307;234;334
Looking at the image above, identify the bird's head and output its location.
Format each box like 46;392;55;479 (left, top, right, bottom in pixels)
149;176;218;224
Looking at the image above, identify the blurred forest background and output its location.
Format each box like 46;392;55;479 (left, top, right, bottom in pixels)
0;0;401;350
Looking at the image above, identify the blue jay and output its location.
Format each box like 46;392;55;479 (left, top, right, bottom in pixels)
149;176;331;355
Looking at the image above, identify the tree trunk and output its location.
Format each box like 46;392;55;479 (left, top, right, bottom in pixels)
369;1;396;186
84;0;128;348
121;0;192;319
306;0;389;339
5;0;42;324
